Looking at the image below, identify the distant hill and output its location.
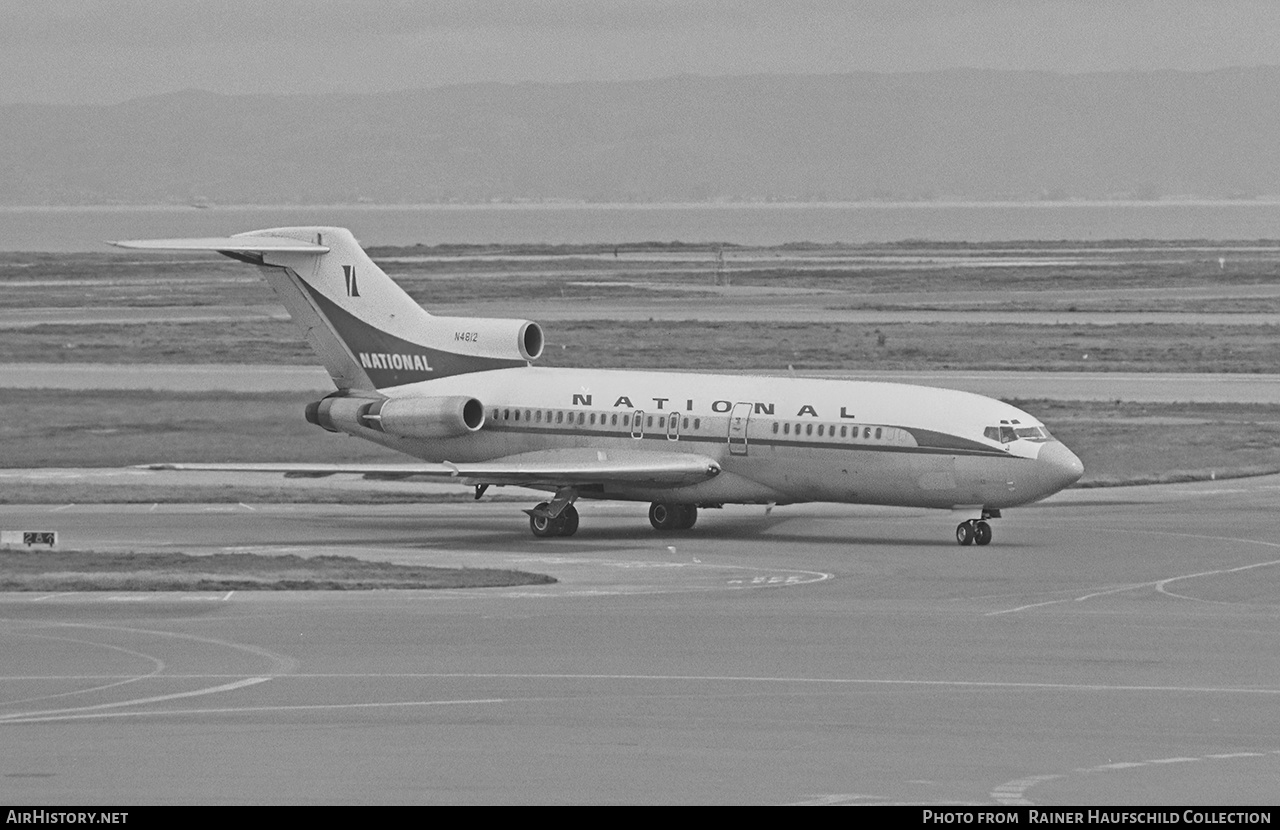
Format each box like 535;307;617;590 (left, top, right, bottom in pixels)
2;68;1278;205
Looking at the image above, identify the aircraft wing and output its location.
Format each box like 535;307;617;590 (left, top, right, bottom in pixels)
109;236;329;254
138;449;720;488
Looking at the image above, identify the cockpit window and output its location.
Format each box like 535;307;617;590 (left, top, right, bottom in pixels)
986;424;1052;443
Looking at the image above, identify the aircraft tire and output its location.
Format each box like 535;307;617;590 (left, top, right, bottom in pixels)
974;520;993;546
674;504;697;530
955;521;975;546
559;504;580;537
649;502;677;531
530;502;559;538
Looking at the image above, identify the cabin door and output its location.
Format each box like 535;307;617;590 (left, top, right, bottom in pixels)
727;402;752;456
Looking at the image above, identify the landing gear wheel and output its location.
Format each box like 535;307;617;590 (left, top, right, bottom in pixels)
973;520;992;546
559;504;580;537
529;502;561;538
674;504;698;530
649;502;677;531
955;521;975;546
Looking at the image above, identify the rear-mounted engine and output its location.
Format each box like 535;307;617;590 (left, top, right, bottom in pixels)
306;395;484;439
429;316;544;362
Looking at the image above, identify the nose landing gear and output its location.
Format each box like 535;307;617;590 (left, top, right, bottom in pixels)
955;519;994;546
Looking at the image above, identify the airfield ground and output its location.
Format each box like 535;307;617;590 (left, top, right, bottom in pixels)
5;242;1280;804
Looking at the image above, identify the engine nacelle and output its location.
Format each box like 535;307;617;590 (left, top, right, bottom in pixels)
362;395;485;439
305;395;377;434
429;316;544;362
306;395;485;438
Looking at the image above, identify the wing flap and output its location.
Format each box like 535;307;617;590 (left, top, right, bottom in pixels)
138;450;721;488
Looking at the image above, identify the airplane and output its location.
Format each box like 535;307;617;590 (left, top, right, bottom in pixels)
111;226;1083;545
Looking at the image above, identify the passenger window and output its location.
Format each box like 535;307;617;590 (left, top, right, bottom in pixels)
590;413;596;425
535;411;542;423
556;411;564;424
784;423;790;435
611;414;618;426
525;409;531;421
805;424;813;436
578;412;585;425
658;416;665;428
863;427;871;439
840;426;847;438
875;428;882;439
772;422;779;434
503;409;510;420
817;424;824;437
514;410;520;421
492;409;499;420
623;414;629;426
683;418;689;429
647;416;653;428
694;418;700;430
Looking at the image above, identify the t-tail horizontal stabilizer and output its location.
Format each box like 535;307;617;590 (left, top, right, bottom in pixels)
111;227;544;391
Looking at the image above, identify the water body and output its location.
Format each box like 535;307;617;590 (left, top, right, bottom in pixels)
5;201;1280;252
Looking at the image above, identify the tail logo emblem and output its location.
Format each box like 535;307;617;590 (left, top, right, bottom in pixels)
342;265;360;297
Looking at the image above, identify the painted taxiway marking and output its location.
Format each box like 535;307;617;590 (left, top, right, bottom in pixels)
0;632;166;708
987;528;1280;616
787;794;886;806
10;671;1280;698
11;621;300;675
990;774;1064;805
0;697;505;725
991;749;1280;805
0;676;270;724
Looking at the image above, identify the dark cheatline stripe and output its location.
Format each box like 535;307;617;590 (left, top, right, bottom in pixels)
480;423;1012;458
299;277;525;385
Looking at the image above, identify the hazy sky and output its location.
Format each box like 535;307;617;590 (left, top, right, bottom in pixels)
4;0;1280;105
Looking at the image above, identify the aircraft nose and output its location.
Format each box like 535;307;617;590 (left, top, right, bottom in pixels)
1036;440;1085;493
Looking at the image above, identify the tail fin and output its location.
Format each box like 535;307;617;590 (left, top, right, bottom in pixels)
112;227;543;391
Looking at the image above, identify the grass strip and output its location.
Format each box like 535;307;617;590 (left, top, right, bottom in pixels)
0;550;555;591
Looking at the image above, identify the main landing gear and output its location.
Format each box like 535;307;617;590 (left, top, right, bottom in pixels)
524;497;698;537
649;502;697;531
529;502;579;538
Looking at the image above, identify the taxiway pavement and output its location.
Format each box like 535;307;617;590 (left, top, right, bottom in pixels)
3;477;1280;804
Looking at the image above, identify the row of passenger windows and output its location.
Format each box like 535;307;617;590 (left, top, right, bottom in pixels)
772;421;903;443
489;408;908;446
492;408;702;431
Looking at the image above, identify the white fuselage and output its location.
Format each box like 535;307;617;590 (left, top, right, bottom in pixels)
337;366;1083;510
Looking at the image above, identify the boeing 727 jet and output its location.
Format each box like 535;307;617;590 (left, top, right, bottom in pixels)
112;227;1083;544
